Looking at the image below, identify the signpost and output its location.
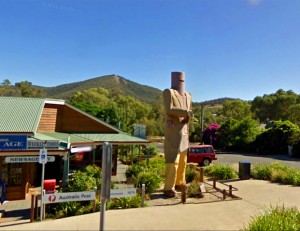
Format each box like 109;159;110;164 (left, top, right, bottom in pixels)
100;142;112;231
39;147;47;221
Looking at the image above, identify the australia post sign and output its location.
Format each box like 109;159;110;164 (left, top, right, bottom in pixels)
43;191;96;204
0;135;27;150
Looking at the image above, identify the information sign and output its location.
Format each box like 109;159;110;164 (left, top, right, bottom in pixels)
110;188;136;198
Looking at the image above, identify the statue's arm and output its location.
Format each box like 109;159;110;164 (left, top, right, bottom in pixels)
163;89;189;118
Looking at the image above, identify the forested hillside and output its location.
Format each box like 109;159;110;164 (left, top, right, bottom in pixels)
38;75;162;103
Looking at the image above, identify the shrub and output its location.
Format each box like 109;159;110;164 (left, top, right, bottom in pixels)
66;164;102;192
126;156;165;194
293;172;300;186
242;205;300;231
47;165;103;219
185;165;200;183
187;181;204;198
251;162;300;186
125;164;143;178
204;164;238;180
145;144;159;157
129;170;162;194
251;164;272;180
107;195;144;209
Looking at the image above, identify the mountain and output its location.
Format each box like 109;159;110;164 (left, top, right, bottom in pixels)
33;75;241;105
38;75;162;103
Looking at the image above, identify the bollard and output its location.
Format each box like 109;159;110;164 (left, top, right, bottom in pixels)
229;185;232;197
199;168;204;182
181;185;187;204
30;194;36;222
141;184;145;207
222;189;226;200
93;187;97;212
35;194;40;219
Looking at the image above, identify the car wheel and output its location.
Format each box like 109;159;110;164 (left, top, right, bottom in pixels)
202;158;211;166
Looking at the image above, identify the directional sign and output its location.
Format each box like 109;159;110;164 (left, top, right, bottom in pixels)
5;156;55;163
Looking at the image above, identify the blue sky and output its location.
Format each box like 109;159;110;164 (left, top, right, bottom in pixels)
0;0;300;103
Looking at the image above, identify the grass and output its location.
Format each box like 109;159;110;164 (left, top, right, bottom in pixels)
251;162;300;186
242;204;300;231
204;163;238;180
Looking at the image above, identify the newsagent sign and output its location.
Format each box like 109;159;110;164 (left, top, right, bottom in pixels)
5;156;55;163
43;191;96;204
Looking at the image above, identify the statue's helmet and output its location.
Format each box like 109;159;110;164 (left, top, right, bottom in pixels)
171;72;185;95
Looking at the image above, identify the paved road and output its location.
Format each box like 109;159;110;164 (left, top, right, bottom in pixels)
154;142;300;169
215;152;300;169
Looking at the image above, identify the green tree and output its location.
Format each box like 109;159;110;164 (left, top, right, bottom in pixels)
255;120;299;154
218;117;261;151
233;117;261;150
251;89;299;123
0;79;21;96
287;104;300;127
219;100;252;121
1;79;11;86
15;81;44;97
218;118;239;149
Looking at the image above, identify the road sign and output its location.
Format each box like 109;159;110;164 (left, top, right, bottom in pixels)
39;148;47;164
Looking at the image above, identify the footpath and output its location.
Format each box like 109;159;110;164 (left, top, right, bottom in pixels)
0;179;300;230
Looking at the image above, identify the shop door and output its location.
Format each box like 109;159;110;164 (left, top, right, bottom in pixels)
1;163;27;200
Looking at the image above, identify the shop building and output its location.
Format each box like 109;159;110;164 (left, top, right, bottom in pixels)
0;97;149;201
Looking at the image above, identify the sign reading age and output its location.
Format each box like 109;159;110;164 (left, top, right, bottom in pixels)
0;135;27;150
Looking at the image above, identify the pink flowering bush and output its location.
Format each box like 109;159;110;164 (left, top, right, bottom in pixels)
202;123;219;147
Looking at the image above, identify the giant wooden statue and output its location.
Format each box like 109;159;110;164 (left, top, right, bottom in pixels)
163;71;193;197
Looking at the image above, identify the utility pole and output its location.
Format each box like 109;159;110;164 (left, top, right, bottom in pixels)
200;105;204;144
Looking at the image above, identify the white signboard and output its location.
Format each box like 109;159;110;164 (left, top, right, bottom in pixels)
70;146;92;153
5;156;55;163
39;149;47;164
110;188;136;198
43;191;96;204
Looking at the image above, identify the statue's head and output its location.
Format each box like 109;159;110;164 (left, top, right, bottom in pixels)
171;72;185;95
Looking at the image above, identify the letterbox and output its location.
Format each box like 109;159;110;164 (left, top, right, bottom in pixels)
44;179;56;194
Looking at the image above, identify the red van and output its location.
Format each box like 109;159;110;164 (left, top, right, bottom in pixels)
187;145;217;166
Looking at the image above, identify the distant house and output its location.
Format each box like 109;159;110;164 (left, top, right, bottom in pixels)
0;97;149;200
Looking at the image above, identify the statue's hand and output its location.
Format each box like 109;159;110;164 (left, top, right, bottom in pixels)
188;110;194;119
187;110;194;123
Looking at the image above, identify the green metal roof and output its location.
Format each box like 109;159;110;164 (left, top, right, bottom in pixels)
74;132;149;143
36;132;93;143
0;97;45;133
38;132;149;145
